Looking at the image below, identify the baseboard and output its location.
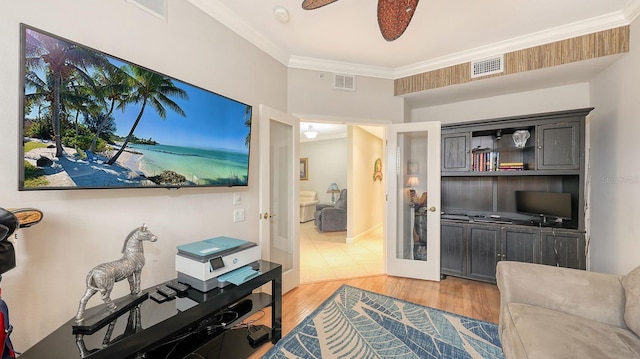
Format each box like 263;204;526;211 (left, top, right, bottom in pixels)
347;222;382;244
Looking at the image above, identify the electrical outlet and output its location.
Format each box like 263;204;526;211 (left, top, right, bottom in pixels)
233;208;245;222
233;193;241;205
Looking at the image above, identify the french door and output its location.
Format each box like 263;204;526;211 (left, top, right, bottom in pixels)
258;105;300;294
386;122;441;280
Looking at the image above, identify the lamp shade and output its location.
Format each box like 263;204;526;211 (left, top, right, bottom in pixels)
327;183;340;193
406;176;419;187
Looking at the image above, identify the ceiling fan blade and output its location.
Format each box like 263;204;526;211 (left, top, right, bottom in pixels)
378;0;419;41
302;0;339;10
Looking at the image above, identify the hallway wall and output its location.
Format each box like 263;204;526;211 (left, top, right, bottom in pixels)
300;138;348;204
348;126;384;242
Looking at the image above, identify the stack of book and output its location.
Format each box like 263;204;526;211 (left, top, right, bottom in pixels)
498;162;525;171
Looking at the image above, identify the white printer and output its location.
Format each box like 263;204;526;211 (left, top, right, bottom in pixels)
175;236;261;291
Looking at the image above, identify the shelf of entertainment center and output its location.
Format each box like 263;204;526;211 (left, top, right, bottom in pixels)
442;169;581;177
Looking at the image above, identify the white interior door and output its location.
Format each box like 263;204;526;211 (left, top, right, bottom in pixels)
386;122;441;280
258;105;300;294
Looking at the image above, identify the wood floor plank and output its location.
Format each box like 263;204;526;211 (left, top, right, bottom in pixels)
246;274;500;358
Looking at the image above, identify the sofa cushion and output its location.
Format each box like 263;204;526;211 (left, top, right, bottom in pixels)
503;303;640;359
623;265;640;337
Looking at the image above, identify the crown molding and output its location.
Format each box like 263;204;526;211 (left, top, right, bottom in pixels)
187;0;290;65
188;0;638;80
288;56;396;79
624;0;640;22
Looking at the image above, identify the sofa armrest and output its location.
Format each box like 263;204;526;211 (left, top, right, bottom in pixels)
316;203;334;211
318;208;346;231
300;200;319;207
496;261;627;329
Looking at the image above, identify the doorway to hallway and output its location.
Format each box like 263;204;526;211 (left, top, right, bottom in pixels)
299;221;383;283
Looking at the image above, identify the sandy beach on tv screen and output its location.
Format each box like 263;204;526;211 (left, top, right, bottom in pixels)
23;139;153;188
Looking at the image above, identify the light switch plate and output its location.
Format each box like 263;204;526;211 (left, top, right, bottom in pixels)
233;208;245;222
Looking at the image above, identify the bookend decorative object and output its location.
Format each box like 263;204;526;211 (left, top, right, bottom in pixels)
74;224;157;324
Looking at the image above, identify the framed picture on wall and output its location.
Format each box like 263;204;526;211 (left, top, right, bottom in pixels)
300;158;308;180
407;160;419;175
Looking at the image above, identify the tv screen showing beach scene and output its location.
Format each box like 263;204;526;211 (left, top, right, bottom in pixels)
19;24;252;190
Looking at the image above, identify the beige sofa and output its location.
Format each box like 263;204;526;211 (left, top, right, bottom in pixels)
300;191;319;223
496;261;640;358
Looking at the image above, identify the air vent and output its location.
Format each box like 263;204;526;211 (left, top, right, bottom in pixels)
333;73;356;91
471;55;504;78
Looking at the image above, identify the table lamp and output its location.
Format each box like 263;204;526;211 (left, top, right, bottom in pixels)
327;183;340;204
406;176;419;203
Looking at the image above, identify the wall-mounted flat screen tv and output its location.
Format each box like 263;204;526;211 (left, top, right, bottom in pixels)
19;24;252;190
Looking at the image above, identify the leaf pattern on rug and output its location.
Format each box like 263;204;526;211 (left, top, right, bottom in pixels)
263;285;504;359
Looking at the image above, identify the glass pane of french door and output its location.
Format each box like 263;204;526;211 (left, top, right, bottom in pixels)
395;131;429;261
269;120;293;273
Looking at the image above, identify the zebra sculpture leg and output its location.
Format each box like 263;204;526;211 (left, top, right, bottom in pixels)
75;287;98;322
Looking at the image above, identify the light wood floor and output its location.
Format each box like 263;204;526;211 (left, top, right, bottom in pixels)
247;274;500;358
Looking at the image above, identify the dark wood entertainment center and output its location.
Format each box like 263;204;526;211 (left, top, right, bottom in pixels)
440;108;593;283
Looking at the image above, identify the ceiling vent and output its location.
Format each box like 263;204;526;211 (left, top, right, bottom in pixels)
471;55;504;78
333;73;356;91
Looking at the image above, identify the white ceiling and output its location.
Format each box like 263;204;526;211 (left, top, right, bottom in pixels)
188;0;638;75
185;0;639;112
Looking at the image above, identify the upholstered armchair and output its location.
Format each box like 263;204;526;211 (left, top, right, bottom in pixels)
300;191;319;223
314;189;347;232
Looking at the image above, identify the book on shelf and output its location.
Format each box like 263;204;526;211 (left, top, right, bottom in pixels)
471;149;499;171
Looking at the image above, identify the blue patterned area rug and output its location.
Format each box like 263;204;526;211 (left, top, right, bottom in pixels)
263;284;504;359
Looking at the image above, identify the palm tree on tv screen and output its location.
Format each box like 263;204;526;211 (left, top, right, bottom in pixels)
244;105;252;147
24;29;109;158
86;66;132;153
106;65;188;165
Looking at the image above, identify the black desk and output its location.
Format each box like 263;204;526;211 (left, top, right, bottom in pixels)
20;260;282;359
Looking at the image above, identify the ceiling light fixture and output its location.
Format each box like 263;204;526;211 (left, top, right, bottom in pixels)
304;125;318;139
273;6;290;23
302;0;420;41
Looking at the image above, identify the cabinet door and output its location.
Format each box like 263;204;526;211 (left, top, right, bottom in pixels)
536;122;579;170
502;227;540;264
442;133;471;172
540;230;586;270
468;225;501;282
440;223;466;276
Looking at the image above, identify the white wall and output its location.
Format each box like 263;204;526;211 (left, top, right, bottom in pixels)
0;0;286;349
410;83;590;124
589;18;640;275
288;68;404;124
300;138;348;204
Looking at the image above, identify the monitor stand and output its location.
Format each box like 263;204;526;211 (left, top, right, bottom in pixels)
533;215;561;228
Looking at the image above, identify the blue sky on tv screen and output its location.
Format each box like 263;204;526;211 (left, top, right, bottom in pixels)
108;58;250;153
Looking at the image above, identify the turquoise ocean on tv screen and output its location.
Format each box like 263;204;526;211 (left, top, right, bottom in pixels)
129;143;248;185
